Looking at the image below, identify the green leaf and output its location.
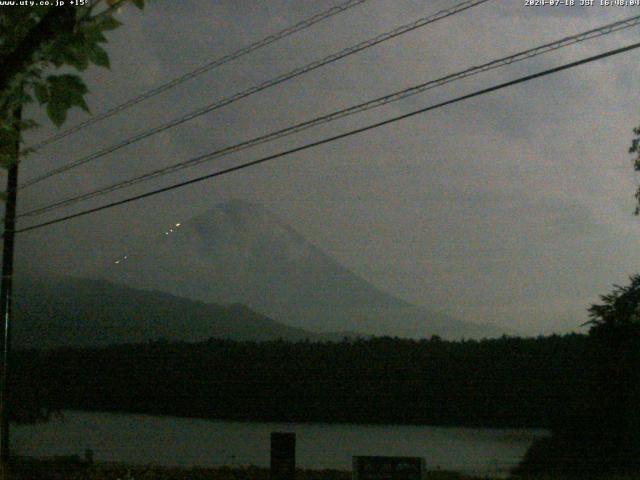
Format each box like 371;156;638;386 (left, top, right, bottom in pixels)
45;75;89;126
62;44;90;71
84;25;107;44
75;4;91;21
132;0;145;9
88;44;110;68
78;96;90;113
47;74;88;98
47;99;66;127
98;15;122;31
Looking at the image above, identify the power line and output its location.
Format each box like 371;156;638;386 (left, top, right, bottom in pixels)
17;14;640;219
24;0;368;154
15;40;640;235
18;0;490;190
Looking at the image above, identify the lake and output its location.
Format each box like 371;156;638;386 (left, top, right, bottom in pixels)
13;411;547;477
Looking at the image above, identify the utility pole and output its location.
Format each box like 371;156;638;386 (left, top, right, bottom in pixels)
0;102;21;477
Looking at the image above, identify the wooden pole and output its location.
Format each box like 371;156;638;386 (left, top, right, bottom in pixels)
0;101;21;478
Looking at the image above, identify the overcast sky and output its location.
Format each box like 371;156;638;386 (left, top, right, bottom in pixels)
10;0;640;335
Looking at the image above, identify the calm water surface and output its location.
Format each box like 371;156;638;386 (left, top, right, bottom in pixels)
14;411;547;477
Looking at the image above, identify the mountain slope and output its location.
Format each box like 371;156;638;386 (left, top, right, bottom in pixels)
12;276;318;349
101;200;505;339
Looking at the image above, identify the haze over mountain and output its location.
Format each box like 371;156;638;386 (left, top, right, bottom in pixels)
100;200;506;339
12;276;321;349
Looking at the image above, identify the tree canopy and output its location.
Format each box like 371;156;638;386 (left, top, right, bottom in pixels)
0;0;146;171
587;274;640;333
518;276;640;477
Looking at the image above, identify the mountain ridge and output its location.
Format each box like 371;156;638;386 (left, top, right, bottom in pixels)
100;199;506;339
12;275;334;348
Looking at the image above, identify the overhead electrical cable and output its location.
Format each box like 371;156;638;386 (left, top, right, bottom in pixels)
15;40;640;234
25;0;369;153
19;0;489;190
17;14;640;219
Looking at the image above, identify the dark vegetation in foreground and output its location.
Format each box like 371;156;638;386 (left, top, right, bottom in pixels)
11;459;475;480
15;334;585;428
12;276;640;478
515;276;640;478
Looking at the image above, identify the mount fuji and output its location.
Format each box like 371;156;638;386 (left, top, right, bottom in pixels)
100;200;505;340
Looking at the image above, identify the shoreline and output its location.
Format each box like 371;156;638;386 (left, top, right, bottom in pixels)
40;408;553;432
14;410;535;477
11;459;484;480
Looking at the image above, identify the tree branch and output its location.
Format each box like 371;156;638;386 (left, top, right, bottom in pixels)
0;7;76;93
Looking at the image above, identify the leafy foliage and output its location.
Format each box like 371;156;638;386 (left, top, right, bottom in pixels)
0;0;146;168
629;128;640;214
586;274;640;332
517;276;640;478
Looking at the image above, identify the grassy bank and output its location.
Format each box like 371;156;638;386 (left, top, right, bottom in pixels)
10;459;480;480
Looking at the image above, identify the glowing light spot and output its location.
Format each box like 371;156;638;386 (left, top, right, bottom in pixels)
175;223;181;227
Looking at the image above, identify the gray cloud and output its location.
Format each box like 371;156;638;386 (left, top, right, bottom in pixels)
9;0;640;336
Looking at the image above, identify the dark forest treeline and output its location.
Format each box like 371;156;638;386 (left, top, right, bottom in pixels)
13;334;588;428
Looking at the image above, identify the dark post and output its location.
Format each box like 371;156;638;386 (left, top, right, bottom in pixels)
0;103;21;472
270;432;295;480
